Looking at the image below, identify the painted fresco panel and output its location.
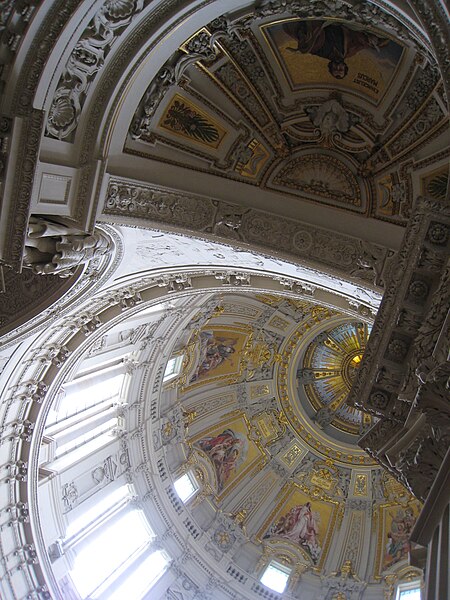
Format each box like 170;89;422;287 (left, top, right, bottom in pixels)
159;93;227;149
374;501;421;575
263;19;404;103
381;503;420;571
192;414;264;496
188;328;248;384
259;485;337;566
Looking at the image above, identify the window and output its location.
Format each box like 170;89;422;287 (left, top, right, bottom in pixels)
52;371;126;420
174;472;198;503
260;560;291;594
106;549;170;600
70;509;153;598
163;355;184;382
48;418;117;472
65;484;131;540
396;580;422;600
399;591;421;600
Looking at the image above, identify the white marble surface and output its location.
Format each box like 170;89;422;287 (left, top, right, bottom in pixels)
113;226;383;308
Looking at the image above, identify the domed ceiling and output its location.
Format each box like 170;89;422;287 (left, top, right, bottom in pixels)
298;321;372;439
30;272;424;600
140;290;422;597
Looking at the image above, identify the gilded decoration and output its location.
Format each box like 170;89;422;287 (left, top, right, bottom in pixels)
250;383;271;399
234;138;270;179
4;0;450;597
125;6;447;233
253;410;286;445
182;324;282;389
254;294;285;307
376;174;407;219
183;325;251;389
242;330;281;379
354;473;368;496
277;316;376;465
158;93;227;150
189;412;267;501
281;442;307;467
182;391;236;422
301;321;372;435
381;473;413;505
375;499;422;576
309;462;339;493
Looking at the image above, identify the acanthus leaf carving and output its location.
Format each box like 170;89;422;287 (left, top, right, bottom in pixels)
46;0;149;140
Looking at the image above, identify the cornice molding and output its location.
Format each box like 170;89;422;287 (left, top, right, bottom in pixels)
101;177;394;291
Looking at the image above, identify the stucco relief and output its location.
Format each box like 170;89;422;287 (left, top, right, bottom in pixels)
103;179;393;290
2;0;449;598
270;154;363;209
46;0;150;141
349;198;450;502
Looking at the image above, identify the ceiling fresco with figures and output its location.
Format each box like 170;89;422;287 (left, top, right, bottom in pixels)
127;7;449;226
152;291;422;595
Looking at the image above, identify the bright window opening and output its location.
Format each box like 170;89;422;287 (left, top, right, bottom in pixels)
398;588;422;600
260;560;291;594
399;591;421;600
107;549;170;600
54;417;117;458
396;580;422;600
65;485;132;539
174;472;198;503
70;509;152;598
163;355;184;382
53;373;125;421
49;427;115;473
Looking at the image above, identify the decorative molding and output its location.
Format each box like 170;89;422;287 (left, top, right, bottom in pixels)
12;1;81;115
46;0;151;141
0;224;122;349
348;196;450;501
409;0;450;102
103;178;394;289
2;109;44;269
270;154;363;209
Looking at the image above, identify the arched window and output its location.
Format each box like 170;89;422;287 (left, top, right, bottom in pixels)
68;495;169;599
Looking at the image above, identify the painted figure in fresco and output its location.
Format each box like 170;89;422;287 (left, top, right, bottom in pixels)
283;20;390;79
384;507;416;568
190;331;237;382
266;501;322;563
197;429;246;491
